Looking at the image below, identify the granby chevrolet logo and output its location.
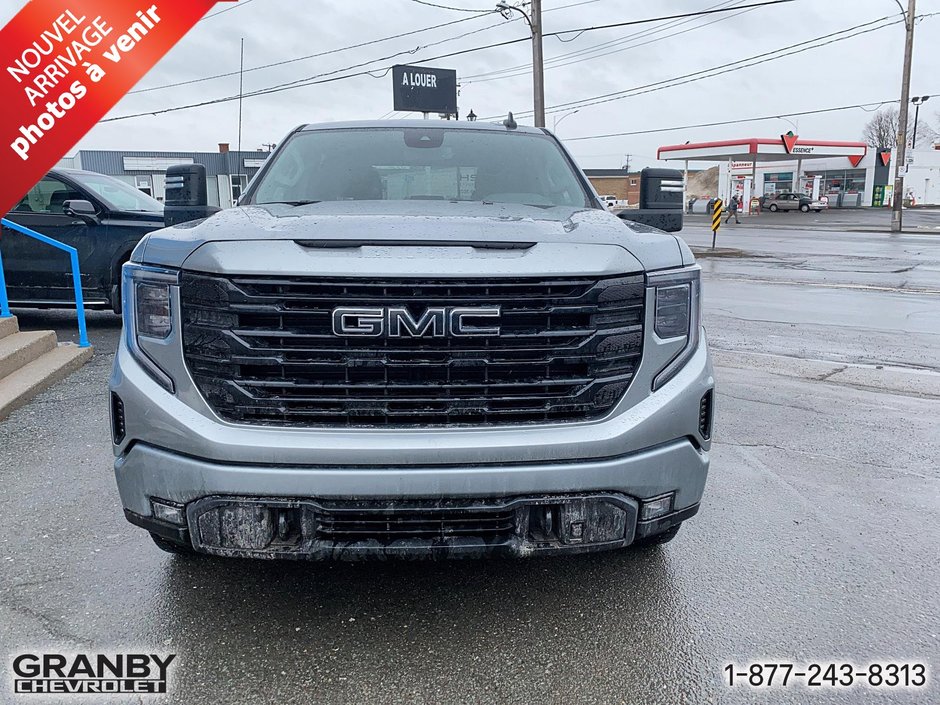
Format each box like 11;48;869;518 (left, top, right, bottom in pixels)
11;652;176;695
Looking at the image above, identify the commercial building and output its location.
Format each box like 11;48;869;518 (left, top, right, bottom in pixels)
658;135;940;209
583;169;643;205
56;145;270;207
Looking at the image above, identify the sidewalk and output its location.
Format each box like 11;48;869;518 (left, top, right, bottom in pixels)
681;210;940;233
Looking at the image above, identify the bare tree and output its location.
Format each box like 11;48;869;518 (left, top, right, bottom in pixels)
863;106;937;148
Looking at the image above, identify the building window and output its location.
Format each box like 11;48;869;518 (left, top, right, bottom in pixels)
629;179;637;186
135;175;153;197
231;174;248;204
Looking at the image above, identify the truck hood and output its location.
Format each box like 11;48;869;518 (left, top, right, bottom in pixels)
134;201;688;276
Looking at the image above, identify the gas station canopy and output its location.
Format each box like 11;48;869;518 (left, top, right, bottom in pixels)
656;136;870;216
657;136;867;165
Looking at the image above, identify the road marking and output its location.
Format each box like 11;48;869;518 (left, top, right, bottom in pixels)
707;275;940;296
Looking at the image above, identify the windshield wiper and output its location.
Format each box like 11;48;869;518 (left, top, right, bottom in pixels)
259;200;321;206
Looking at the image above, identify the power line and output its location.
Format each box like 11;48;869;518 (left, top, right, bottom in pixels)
465;0;753;83
217;19;522;97
137;0;588;95
130;13;492;94
463;0;742;80
106;35;534;120
102;0;808;123
200;0;258;21
411;0;494;11
565;100;906;142
540;0;793;41
491;14;918;119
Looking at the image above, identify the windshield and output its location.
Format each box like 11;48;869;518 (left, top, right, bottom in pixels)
70;172;164;213
250;127;591;208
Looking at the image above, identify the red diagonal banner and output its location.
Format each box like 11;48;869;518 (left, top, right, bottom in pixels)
0;0;234;214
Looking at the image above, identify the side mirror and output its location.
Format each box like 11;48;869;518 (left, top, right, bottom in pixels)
618;168;684;232
164;164;221;226
63;199;99;224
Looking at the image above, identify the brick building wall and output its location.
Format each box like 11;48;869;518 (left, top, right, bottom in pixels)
583;170;642;205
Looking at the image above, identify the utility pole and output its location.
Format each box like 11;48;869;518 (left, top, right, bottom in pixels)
237;38;245;158
497;1;545;127
891;0;916;233
531;0;545;128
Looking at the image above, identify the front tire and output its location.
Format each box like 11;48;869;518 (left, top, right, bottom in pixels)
769;204;778;212
150;532;198;556
110;255;131;314
800;204;810;213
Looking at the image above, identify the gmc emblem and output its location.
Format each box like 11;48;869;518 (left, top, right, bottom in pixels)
332;306;501;338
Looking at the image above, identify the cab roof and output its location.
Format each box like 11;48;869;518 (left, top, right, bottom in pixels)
300;119;547;135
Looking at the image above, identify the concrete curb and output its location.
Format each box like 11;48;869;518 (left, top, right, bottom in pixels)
712;349;940;399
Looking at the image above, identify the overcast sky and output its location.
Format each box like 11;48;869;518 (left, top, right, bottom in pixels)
3;0;939;169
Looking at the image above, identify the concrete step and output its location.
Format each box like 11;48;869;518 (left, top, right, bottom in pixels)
0;330;57;380
0;343;94;421
0;316;18;340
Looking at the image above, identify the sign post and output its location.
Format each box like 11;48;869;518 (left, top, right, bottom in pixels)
711;198;723;249
392;64;458;117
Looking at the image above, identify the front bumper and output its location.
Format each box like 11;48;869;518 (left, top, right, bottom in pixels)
129;492;699;560
111;314;714;559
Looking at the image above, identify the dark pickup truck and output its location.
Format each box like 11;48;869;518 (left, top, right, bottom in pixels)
2;167;165;312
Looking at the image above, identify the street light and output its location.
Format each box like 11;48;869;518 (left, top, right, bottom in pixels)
911;95;930;149
553;109;579;132
496;0;545;128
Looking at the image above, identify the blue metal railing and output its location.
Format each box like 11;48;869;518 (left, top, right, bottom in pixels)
0;217;90;348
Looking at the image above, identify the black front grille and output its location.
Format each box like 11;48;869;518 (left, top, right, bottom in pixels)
314;502;517;543
180;272;645;427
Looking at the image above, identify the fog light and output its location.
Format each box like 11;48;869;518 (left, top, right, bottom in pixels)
151;499;185;525
640;493;675;521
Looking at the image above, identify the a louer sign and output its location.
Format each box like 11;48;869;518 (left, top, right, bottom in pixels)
392;64;457;115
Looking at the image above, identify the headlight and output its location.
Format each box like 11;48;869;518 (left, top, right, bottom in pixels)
136;282;172;338
649;265;701;391
123;263;179;392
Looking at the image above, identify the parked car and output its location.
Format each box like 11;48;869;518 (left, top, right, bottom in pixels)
111;120;714;560
764;192;827;213
2;168;165;312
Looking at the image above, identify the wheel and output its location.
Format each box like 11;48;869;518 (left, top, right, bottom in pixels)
800;204;810;213
150;532;198;556
769;204;778;212
110;255;131;314
632;524;682;548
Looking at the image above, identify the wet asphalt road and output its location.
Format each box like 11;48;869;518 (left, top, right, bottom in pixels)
1;225;938;704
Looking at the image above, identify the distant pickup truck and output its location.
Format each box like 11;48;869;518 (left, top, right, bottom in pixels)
600;194;627;210
2;168;165;312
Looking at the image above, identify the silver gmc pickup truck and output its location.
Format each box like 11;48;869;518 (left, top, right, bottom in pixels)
110;119;714;560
